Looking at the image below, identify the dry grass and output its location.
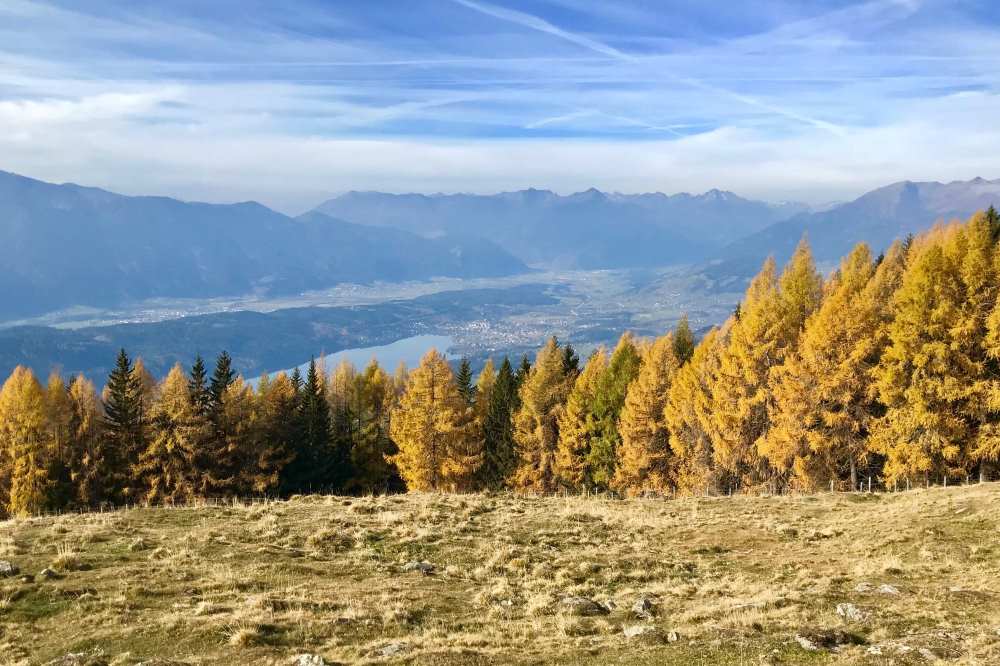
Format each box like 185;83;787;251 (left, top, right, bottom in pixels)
1;485;999;664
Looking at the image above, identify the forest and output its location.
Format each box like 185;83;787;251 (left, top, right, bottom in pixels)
1;207;999;519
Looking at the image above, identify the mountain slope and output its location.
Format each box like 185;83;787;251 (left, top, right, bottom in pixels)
0;171;527;318
315;187;804;268
715;178;1000;275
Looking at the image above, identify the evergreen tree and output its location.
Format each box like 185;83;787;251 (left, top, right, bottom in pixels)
479;357;519;489
515;354;532;390
586;332;643;490
562;344;581;378
208;351;235;420
555;348;607;491
511;337;571;492
289;358;336;491
188;356;210;416
389;349;477;491
613;333;680;495
103;349;145;502
673;315;696;364
456;358;476;406
0;367;50;517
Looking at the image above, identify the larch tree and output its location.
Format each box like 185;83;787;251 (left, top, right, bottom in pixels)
65;375;107;508
511;337;571;492
479;357;519;489
136;364;205;504
586;332;643;490
389;349;476;491
871;230;969;486
328;359;360;485
665;327;726;495
350;360;401;493
613;333;681;496
0;367;50;517
473;359;497;435
43;372;75;508
761;243;877;490
555;348;607;491
224;377;287;496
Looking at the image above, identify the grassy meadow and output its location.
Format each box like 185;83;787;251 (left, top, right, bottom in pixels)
1;484;999;665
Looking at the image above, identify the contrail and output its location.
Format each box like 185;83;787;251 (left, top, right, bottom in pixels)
450;0;848;136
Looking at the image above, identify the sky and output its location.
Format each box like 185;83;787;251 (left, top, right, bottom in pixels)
1;0;999;212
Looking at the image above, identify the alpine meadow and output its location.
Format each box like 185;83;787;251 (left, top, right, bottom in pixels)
4;1;1000;665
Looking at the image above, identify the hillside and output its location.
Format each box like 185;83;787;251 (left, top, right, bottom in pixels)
0;172;527;319
712;178;1000;278
2;484;998;665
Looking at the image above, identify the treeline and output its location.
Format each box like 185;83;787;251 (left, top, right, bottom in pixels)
2;207;1000;517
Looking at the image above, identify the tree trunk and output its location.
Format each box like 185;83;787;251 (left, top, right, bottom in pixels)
849;458;858;491
981;462;991;483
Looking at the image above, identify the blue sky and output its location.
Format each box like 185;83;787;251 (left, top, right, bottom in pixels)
1;0;999;211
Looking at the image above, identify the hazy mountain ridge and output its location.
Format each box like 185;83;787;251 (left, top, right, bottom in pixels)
0;171;527;318
315;187;805;266
710;177;1000;279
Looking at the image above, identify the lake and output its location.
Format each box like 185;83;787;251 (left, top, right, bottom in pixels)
252;334;455;384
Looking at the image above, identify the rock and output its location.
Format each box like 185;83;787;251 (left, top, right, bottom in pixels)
402;560;434;575
0;560;19;577
39;567;59;580
631;595;656;619
622;625;654;638
836;602;868;622
559;595;610;617
918;647;939;661
855;582;873;593
867;645;883;655
622;625;661;642
19;574;34;584
293;656;327;666
666;630;681;643
374;641;409;658
796;629;865;651
877;584;900;595
795;635;820;651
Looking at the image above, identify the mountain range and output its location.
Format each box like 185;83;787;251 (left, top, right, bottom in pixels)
316;187;804;268
2;170;999;321
0;171;526;318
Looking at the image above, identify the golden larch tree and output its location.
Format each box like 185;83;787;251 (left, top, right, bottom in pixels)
613;333;680;495
555;347;607;490
511;337;572;492
0;366;51;517
389;349;477;491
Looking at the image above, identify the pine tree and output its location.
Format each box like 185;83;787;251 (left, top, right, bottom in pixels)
389;349;476;491
479;357;519;490
208;351;235;421
613;333;681;495
188;356;210;416
65;375;107;508
294;358;337;491
136;364;205;504
515;355;531;390
586;332;643;490
762;243;877;490
665;327;726;495
456;358;475;406
562;344;581;378
0;367;51;517
673;315;696;364
103;349;145;503
871;231;968;486
511;337;571;492
555;348;607;491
